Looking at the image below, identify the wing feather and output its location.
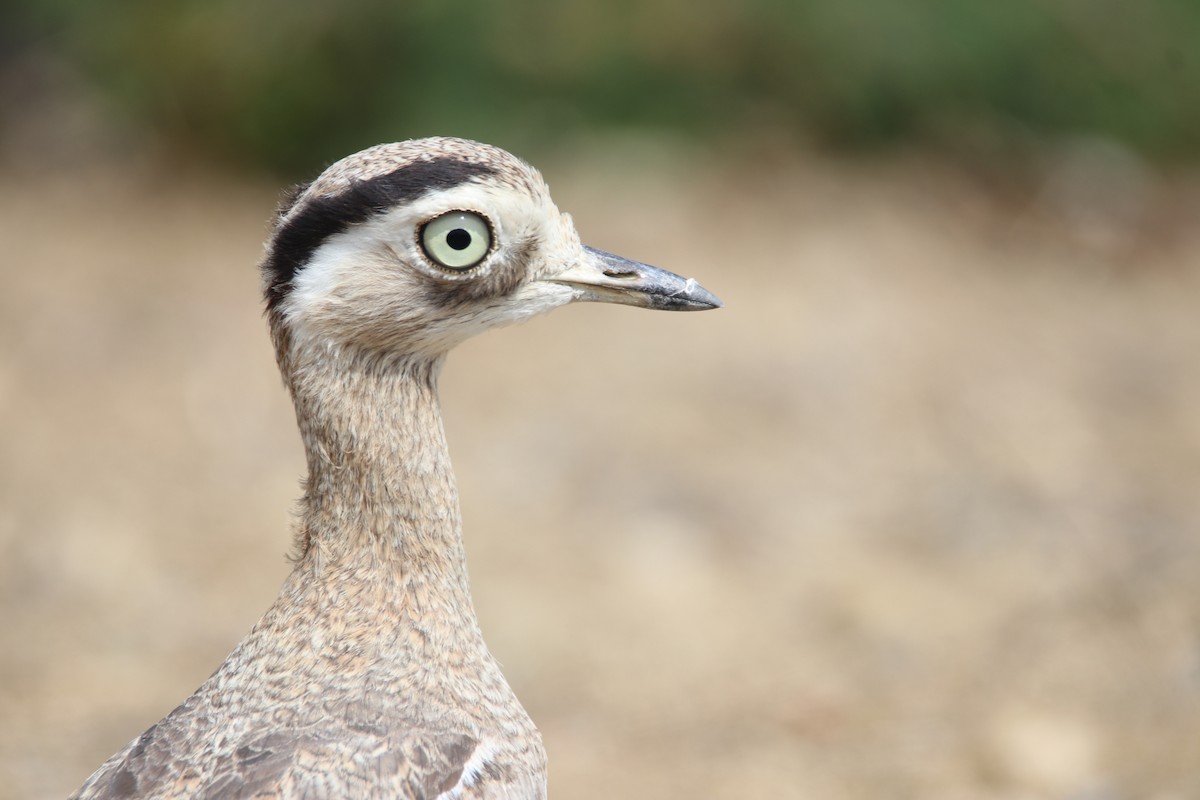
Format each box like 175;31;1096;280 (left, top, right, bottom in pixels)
74;721;494;800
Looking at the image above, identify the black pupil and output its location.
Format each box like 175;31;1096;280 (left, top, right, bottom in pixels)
446;228;472;251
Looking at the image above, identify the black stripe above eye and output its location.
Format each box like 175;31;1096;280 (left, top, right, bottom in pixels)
262;157;498;311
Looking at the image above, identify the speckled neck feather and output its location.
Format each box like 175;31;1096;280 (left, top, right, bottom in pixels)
283;343;481;641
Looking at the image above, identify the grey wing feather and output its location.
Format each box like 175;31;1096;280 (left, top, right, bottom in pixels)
199;729;480;800
73;721;492;800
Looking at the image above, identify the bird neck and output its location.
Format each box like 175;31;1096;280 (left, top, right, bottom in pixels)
284;344;474;608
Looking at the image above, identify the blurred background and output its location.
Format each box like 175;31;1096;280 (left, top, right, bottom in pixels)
2;2;1199;798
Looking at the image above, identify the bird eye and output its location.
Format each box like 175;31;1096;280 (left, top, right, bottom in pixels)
420;211;492;270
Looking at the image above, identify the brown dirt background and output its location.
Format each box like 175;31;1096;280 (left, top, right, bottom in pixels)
2;143;1198;799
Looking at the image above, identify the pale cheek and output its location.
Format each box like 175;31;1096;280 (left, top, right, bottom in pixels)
287;266;414;350
500;282;575;323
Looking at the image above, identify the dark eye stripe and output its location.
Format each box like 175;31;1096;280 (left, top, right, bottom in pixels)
262;158;498;311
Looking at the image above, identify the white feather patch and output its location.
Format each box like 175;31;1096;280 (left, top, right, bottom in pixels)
437;739;502;799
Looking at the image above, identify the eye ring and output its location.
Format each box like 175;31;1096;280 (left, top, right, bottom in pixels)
419;211;493;271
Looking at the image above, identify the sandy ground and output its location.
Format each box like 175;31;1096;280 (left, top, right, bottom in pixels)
1;142;1198;800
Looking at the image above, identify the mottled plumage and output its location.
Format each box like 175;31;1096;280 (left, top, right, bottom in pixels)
72;137;719;799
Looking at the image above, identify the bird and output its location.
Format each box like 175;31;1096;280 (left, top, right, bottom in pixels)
71;136;721;800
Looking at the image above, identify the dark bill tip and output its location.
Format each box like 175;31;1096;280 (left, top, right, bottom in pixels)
549;246;723;311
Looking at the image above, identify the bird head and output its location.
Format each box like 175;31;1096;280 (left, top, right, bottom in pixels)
262;137;720;362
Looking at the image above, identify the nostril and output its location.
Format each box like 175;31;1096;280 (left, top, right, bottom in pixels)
603;268;639;280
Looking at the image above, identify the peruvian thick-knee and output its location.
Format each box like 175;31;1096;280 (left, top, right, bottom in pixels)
73;137;720;800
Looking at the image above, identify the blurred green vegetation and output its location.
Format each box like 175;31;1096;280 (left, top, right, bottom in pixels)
7;0;1200;175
